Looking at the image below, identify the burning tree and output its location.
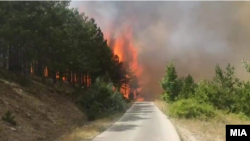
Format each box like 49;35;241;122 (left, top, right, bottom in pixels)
118;62;140;99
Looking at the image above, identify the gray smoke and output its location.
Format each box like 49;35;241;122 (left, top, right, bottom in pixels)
70;1;250;99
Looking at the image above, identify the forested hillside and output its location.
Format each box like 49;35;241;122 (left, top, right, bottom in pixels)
0;1;140;91
0;1;138;141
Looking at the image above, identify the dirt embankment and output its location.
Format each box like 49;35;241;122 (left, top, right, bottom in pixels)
0;77;87;141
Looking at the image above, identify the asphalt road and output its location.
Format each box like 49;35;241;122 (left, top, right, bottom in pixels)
91;102;181;141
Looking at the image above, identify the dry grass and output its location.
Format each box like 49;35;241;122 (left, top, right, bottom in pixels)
0;70;130;141
58;113;123;141
154;100;250;141
0;78;86;141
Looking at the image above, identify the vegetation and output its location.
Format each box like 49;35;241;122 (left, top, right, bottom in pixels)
242;60;250;73
160;61;250;119
160;62;181;102
169;98;215;119
0;1;139;121
78;78;127;120
0;1;139;89
2;111;16;126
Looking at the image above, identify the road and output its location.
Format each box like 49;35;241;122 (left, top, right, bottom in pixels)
91;102;181;141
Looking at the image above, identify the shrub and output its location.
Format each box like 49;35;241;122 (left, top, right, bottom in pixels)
78;78;127;120
178;74;196;100
235;82;250;115
197;82;237;112
192;64;242;113
2;110;17;126
169;98;216;119
160;61;250;119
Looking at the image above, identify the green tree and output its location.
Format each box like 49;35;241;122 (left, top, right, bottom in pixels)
0;1;129;91
242;60;250;73
179;74;196;99
195;64;239;112
160;62;181;102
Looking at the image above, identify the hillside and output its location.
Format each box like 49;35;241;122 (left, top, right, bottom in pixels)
0;71;87;141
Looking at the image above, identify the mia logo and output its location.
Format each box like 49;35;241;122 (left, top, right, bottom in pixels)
230;129;247;136
226;125;250;141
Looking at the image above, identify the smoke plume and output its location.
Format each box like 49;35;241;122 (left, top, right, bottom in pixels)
70;1;250;99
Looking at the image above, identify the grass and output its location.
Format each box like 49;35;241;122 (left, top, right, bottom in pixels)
58;102;133;141
58;112;124;141
154;100;250;141
2;110;17;126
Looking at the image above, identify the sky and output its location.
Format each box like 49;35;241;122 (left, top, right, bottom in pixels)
70;1;250;99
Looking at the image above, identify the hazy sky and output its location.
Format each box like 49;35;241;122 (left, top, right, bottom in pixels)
70;1;250;98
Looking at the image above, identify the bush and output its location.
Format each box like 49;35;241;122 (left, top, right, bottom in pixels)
2;110;17;126
78;78;127;120
178;74;196;99
194;80;239;113
169;98;216;119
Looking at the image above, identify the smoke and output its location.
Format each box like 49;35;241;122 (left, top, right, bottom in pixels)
70;1;250;99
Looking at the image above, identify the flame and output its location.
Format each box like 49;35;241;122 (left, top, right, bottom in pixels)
137;97;144;102
44;67;48;77
104;24;143;100
113;38;125;62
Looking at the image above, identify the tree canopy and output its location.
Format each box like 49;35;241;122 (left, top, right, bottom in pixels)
0;1;134;90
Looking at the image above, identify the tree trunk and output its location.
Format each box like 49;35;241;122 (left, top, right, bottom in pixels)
80;74;82;85
5;43;9;70
77;73;81;86
53;71;57;84
67;70;71;84
84;74;87;89
72;72;75;88
37;60;43;76
23;61;30;78
0;40;3;69
59;70;63;82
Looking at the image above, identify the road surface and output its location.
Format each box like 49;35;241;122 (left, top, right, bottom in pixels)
91;102;181;141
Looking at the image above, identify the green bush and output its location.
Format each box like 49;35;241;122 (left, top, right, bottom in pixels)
2;110;17;126
190;64;241;113
78;78;127;120
169;99;216;119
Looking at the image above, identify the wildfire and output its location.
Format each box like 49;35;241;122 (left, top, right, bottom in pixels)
104;24;143;100
29;24;143;100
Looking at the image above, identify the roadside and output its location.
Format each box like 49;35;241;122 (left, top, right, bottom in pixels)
0;70;131;141
0;77;86;141
58;104;133;141
155;100;250;141
58;112;124;141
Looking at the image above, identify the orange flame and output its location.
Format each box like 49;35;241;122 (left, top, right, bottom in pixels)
104;24;143;100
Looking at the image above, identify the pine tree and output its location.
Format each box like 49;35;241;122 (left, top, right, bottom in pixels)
160;62;181;102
